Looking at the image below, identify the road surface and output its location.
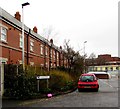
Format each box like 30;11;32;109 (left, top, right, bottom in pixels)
2;77;119;108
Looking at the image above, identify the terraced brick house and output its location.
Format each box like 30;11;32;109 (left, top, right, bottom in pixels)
0;7;68;69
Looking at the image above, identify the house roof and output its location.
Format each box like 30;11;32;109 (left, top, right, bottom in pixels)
0;7;62;52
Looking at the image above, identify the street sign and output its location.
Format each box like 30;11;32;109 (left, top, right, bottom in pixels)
36;76;50;92
37;76;50;79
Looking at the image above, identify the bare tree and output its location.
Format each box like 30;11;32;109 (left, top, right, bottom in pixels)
85;53;96;72
41;25;59;42
89;53;96;59
63;39;84;75
87;52;96;66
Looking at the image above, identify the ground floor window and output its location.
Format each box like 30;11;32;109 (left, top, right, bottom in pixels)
0;57;8;64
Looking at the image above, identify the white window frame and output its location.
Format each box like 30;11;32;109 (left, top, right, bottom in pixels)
19;34;23;48
51;62;53;68
40;44;44;55
0;57;8;64
57;52;59;60
18;60;22;64
45;62;48;67
53;50;55;59
30;62;34;66
50;49;52;59
57;62;59;67
1;27;7;42
45;46;48;56
41;64;44;67
54;63;56;67
30;39;34;52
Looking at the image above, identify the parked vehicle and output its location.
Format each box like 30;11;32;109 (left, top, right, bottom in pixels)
87;71;111;79
78;73;99;92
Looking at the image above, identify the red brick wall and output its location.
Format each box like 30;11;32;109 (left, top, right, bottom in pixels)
1;47;22;64
0;19;67;68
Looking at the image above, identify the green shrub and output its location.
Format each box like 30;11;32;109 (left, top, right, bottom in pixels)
48;70;76;92
4;64;77;99
40;88;52;94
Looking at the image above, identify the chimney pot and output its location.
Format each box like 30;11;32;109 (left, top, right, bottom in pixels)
50;39;53;44
33;26;38;33
14;12;21;21
60;46;62;49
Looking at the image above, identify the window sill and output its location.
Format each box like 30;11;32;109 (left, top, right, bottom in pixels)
0;40;8;44
40;54;44;56
19;46;22;49
30;50;34;53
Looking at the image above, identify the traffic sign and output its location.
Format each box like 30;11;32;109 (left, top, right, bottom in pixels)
37;76;50;79
36;76;50;92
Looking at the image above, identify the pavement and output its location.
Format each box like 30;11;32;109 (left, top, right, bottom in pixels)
1;87;77;108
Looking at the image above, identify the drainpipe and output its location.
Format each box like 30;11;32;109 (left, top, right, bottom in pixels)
26;29;31;65
59;52;61;67
44;42;46;69
49;45;51;71
55;50;57;68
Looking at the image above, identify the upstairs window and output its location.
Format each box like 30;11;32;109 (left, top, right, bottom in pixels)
53;50;55;59
1;27;7;42
19;35;22;48
57;52;59;60
30;39;34;52
45;46;48;56
40;44;44;55
50;49;52;59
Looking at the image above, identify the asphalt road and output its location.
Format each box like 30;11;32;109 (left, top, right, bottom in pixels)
2;77;119;108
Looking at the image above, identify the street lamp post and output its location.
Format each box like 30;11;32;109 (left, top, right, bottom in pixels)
21;2;30;70
49;43;52;71
84;41;87;73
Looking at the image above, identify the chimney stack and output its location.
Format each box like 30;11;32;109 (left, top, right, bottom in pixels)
50;39;53;44
33;26;38;33
14;12;21;21
60;46;62;49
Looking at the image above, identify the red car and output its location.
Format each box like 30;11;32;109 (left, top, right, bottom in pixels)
78;73;99;92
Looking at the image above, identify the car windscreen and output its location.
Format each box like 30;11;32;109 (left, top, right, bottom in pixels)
80;75;94;82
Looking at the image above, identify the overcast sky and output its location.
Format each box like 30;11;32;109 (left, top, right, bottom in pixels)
0;0;119;57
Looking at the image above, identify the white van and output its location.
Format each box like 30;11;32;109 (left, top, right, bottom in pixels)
87;71;111;79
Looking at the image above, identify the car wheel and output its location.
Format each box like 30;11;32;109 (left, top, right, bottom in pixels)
95;88;99;92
